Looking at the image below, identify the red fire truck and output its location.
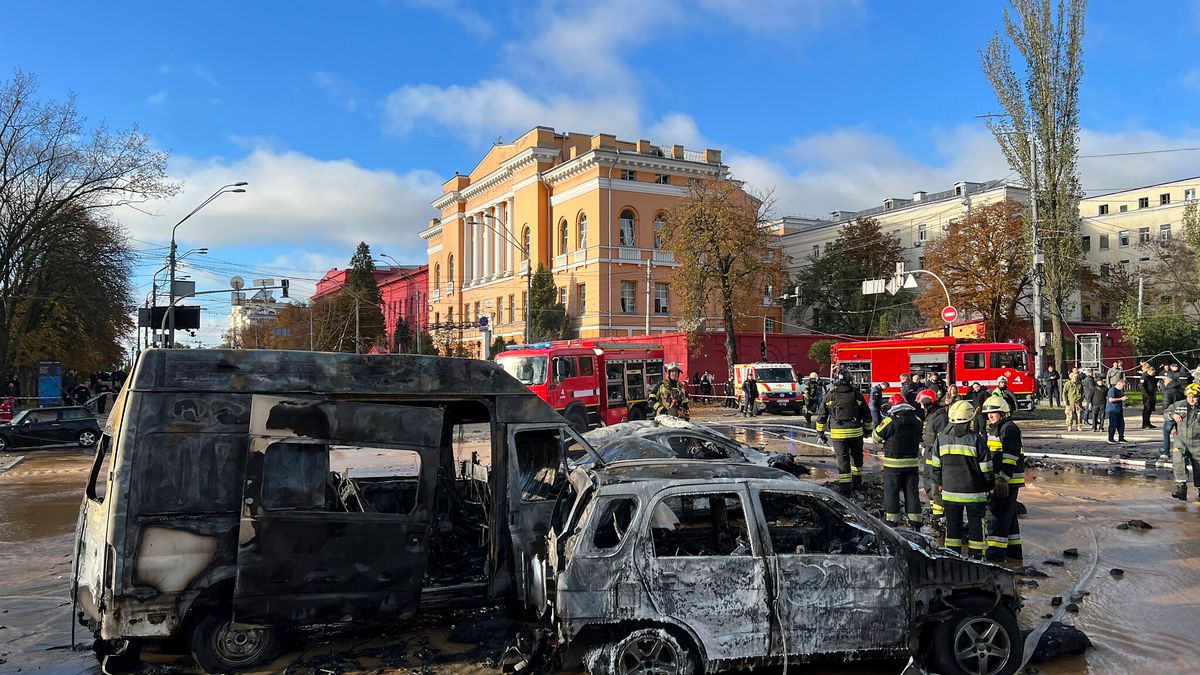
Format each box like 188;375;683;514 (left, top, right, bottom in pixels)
495;340;665;430
830;336;1037;410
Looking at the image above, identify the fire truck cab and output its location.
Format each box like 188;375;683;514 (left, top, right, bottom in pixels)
831;337;1036;410
496;341;665;430
733;362;804;414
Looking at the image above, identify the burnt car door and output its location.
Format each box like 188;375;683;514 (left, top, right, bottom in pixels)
505;423;602;604
233;395;443;625
639;485;772;660
751;488;909;657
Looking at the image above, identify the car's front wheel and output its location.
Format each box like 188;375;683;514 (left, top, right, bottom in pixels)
588;628;698;675
931;596;1023;675
188;609;279;673
0;434;8;452
77;430;97;447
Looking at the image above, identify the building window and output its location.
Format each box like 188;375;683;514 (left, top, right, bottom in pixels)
522;226;530;259
496;297;503;323
653;214;666;249
1100;302;1110;318
1098;204;1109;215
1081;303;1092;321
891;229;901;245
811;244;819;257
434;263;441;287
655;174;670;185
1139;257;1150;264
578;213;588;249
559;219;569;255
576;284;586;315
917;223;927;246
1138;197;1149;209
619;209;637;246
1081;235;1091;253
1161;223;1172;243
508;295;515;323
1160;193;1171;205
620;169;637;181
434;311;440;325
1186;188;1197;201
522;291;528;315
448;255;455;282
1139;227;1150;244
559;288;566;306
1099;263;1110;278
917;256;925;269
765;317;776;333
447;307;453;322
620;281;636;313
954;185;963;196
1099;234;1110;250
654;283;669;314
1119;230;1130;247
474;302;480;321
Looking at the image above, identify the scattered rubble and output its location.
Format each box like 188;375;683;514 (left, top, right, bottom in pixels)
1012;565;1050;578
1065;603;1080;613
1050;596;1063;606
1117;519;1153;530
1043;559;1065;566
1062;547;1079;558
1110;568;1126;577
1025;622;1093;662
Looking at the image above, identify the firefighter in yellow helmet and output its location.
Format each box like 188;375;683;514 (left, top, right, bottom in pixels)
652;363;690;419
982;395;1025;562
1168;383;1200;500
930;399;993;558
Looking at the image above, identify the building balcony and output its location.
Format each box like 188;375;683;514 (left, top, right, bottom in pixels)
553;254;568;269
618;247;641;261
571;249;587;265
652;250;675;264
444;282;455;295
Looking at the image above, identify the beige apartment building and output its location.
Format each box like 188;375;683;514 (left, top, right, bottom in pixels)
421;127;781;353
1077;176;1200;319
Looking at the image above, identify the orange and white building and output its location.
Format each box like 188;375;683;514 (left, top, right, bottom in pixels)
421;127;782;353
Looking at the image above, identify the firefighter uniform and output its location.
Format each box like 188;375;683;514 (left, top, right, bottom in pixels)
1169;386;1200;501
930;401;993;558
986;411;1026;562
920;400;953;520
652;365;690;419
816;374;873;493
873;402;924;527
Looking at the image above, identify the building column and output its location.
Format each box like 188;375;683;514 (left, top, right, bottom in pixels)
491;205;502;277
484;206;495;279
462;215;472;285
473;212;483;281
507;197;516;273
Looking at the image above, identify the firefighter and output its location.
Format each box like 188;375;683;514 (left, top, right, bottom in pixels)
983;395;1025;563
991;375;1019;417
921;386;958;524
930;399;993;558
873;393;924;528
652;363;690;419
1168;383;1200;501
802;372;823;424
817;369;873;494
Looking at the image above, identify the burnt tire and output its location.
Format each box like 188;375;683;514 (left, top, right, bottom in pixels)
188;609;278;673
565;406;590;433
77;429;97;447
589;628;698;675
931;596;1022;675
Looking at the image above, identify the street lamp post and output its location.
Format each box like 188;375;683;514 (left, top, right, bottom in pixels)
470;213;533;344
167;183;246;347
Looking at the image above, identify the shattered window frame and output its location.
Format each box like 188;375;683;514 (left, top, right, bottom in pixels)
647;489;755;558
580;494;641;556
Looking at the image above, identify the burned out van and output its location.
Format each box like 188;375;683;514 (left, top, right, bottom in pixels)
71;349;597;672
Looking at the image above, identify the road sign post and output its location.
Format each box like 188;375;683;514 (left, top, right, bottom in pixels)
941;305;958;324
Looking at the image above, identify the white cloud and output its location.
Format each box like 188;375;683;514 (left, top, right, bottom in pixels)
313;70;361;112
402;0;493;38
116;147;444;261
1077;128;1200;195
145;90;168;105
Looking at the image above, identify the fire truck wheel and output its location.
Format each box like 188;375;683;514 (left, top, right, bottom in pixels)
564;406;589;433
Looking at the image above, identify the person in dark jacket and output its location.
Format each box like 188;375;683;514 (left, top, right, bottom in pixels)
926;372;948;399
869;381;887;427
874;395;924;529
931;400;994;558
898;373;915;405
1081;369;1098;426
741;371;760;417
802;372;823;424
1044;365;1061;407
969;382;989;433
1089;377;1109;432
817;369;873;494
920;387;957;523
1139;362;1158;429
983;396;1025;563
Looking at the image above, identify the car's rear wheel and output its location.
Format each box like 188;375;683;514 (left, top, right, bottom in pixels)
589;628;698;675
931;596;1022;675
188;608;278;673
77;430;97;447
0;434;8;452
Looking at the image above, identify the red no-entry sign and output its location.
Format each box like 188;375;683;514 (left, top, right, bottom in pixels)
941;305;958;323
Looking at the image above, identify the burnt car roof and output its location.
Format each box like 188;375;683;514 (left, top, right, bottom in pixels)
585;459;801;486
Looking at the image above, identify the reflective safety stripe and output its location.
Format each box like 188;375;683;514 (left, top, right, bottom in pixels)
838;474;853;483
1008;472;1025;485
944;537;962;547
885;512;901;522
942;490;988;502
884;457;920;468
968;540;986;550
851;465;862;474
940;444;979;457
1003;453;1020;465
931;503;944;515
830;427;864;439
987;537;1008;548
907;513;923;522
1008;536;1022;544
875;418;893;434
979;461;993;472
927;455;942;467
816;422;826;431
987;438;1002;450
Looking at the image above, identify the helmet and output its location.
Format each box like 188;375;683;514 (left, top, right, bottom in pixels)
997;375;1009;385
836;369;853;385
667;362;682;374
948;400;976;423
1186;384;1200;397
888;393;906;408
809;372;819;379
981;395;1011;414
916;388;937;406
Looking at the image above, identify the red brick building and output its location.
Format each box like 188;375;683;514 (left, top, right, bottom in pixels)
312;265;429;352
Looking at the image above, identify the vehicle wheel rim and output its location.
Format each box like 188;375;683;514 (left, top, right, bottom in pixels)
212;619;269;665
616;634;681;674
79;432;95;446
953;616;1011;675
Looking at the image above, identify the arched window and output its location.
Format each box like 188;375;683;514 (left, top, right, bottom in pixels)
522;226;531;259
559;219;569;255
653;213;666;249
578;213;588;250
448;254;455;282
434;263;441;287
619;209;637;246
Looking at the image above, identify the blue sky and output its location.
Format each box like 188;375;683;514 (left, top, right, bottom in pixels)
2;0;1198;344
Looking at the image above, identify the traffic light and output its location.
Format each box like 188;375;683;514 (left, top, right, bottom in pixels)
760;340;767;360
280;279;289;298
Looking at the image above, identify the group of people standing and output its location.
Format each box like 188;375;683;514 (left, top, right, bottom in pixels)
1057;364;1130;442
817;370;1025;563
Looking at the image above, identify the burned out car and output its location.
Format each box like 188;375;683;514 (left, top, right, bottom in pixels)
539;460;1024;675
71;349;598;672
578;418;809;476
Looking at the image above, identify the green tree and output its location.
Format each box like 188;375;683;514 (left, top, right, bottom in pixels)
346;242;386;352
809;339;835;369
1115;300;1200;359
0;72;176;378
981;0;1087;373
790;217;917;335
528;263;568;341
490;335;513;357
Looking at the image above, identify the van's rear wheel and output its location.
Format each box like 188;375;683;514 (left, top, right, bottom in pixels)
188;609;278;673
588;628;698;675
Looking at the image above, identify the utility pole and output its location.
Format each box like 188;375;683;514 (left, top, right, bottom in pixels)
1137;275;1145;318
309;309;314;351
355;303;361;354
1029;134;1045;380
644;258;653;335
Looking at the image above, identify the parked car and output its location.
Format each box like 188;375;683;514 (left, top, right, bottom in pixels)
578;419;809;476
538;460;1024;675
0;405;99;451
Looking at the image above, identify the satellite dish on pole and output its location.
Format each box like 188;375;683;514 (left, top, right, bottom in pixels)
230;276;245;290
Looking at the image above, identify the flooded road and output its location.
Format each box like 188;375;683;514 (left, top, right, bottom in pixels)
3;428;1200;673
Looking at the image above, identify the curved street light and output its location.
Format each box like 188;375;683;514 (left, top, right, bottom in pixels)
166;184;246;346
